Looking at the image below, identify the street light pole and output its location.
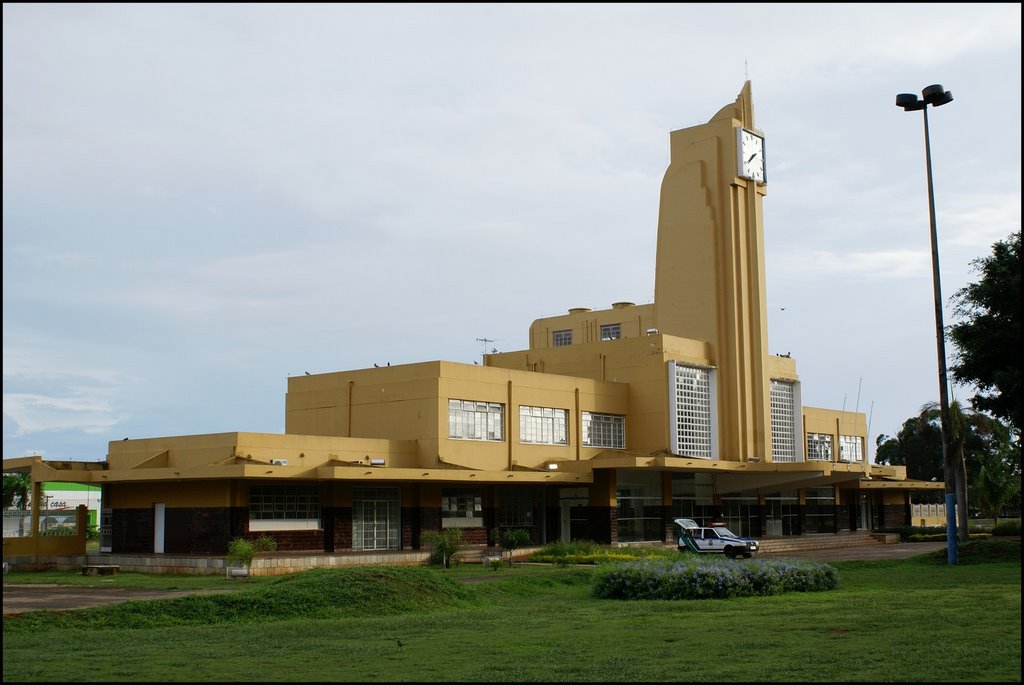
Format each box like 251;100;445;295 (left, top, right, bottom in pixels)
896;84;957;565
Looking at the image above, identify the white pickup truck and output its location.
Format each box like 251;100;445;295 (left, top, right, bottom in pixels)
674;518;760;559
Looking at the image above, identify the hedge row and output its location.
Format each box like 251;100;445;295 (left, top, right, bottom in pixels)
591;557;839;600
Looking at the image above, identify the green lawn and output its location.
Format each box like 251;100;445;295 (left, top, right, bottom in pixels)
3;545;1020;682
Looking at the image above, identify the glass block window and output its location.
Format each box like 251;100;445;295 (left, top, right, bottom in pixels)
582;412;625;449
519;406;568;445
839;435;864;462
249;485;321;530
670;362;715;459
448;399;504;441
807;432;834;461
553;329;573;347
600;323;621;341
770;379;798;462
441;487;483;527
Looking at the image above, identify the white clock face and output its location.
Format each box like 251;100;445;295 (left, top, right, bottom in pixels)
737;128;766;183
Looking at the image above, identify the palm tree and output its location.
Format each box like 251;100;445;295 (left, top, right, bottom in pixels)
972;449;1021;526
917;400;1006;542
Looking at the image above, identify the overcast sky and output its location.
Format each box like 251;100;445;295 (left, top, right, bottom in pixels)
3;4;1021;464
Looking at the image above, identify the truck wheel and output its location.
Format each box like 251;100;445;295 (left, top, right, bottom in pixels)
725;547;737;559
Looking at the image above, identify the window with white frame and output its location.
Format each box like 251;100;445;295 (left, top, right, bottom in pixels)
448;399;504;441
770;379;798;462
553;329;573;347
600;323;621;341
582;411;625;448
249;485;321;531
839;435;864;462
669;362;715;459
519;406;568;445
352;487;400;551
441;487;483;527
806;432;834;461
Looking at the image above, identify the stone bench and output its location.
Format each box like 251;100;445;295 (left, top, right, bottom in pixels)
82;564;120;576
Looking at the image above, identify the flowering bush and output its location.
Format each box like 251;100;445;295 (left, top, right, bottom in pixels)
591;557;838;600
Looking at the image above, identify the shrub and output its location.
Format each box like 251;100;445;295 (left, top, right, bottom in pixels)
908;532;992;542
253;535;278;552
226;537;256;580
529;540;677;565
422;528;464;569
991;520;1021;536
590;557;839;601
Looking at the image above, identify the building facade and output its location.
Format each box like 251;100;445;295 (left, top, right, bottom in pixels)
4;82;940;558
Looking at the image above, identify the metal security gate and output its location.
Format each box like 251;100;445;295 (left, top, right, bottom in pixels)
352;487;400;551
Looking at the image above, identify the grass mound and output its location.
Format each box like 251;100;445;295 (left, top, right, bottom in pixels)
3;566;473;633
920;538;1021;564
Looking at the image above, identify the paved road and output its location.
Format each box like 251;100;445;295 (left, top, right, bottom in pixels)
2;542;949;615
2;585;239;616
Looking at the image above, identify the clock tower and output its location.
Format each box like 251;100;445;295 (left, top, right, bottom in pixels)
652;81;773;461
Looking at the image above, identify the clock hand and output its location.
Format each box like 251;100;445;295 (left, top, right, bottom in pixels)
747;153;758;163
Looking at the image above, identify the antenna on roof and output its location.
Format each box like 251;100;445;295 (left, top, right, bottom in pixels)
476;337;494;364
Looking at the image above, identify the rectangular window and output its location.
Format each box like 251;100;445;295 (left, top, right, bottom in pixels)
669;362;715;459
448;399;504;441
770;379;798;462
616;470;663;542
671;472;715;522
839;435;864;462
498;488;535;527
806;432;834;461
804;486;836;534
582;411;625;449
441;487;483;528
600;323;621;341
249;485;321;531
519;405;568;445
553;329;573;347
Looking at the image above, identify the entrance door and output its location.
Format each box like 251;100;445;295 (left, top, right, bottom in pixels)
560;499;589;543
153;502;165;554
353;488;400;551
859;493;873;531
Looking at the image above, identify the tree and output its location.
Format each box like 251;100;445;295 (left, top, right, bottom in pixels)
917;400;1012;542
971;449;1021;525
949;230;1022;435
874;418;943;481
3;473;32;510
497;528;532;567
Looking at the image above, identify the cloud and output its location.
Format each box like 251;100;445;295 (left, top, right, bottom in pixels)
770;248;931;281
3;393;119;437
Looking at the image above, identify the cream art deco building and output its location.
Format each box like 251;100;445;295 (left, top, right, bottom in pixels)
5;83;941;558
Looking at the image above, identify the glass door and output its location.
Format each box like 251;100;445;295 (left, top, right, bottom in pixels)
352;488;400;551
